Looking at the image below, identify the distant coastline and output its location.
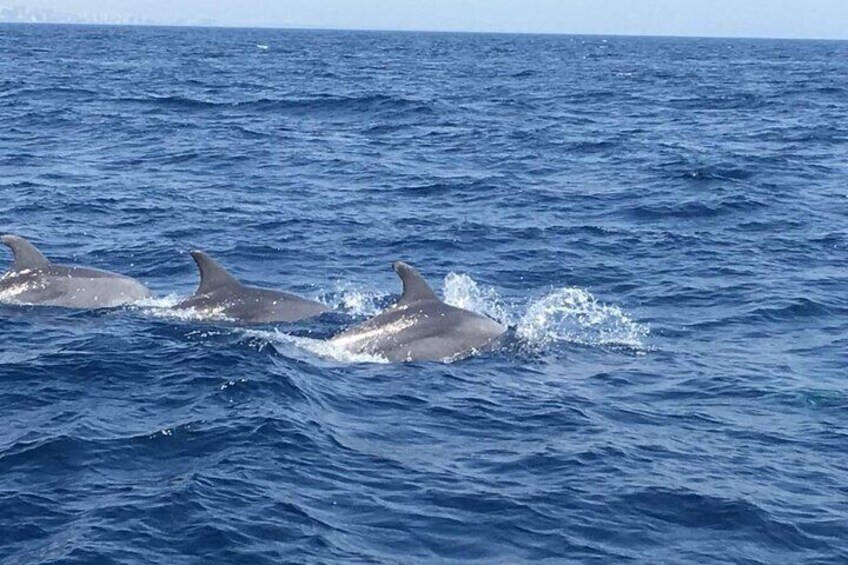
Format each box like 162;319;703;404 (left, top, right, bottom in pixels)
0;4;216;27
0;6;845;42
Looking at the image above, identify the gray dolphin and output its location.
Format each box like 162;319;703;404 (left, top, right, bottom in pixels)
0;234;151;308
330;261;507;362
173;250;328;324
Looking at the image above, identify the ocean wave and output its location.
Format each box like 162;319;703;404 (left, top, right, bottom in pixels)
665;92;768;110
623;195;765;220
113;93;436;117
1;86;100;100
710;297;839;325
617;487;827;551
652;157;758;183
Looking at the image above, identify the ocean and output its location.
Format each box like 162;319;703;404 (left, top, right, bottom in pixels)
0;24;846;564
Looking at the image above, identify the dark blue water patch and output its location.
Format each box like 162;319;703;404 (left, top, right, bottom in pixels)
1;23;847;565
616;487;828;552
621;195;766;221
665;92;770;111
108;93;438;120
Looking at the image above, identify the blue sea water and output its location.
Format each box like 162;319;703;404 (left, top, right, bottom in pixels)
1;23;847;563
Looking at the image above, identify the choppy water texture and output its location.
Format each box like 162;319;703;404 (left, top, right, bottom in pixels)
1;24;847;564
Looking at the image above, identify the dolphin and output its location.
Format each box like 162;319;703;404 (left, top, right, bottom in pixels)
330;261;507;362
0;234;151;308
173;250;328;324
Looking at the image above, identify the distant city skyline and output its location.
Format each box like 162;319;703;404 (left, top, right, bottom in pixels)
1;1;847;40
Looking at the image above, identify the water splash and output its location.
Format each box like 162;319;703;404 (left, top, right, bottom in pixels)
0;281;34;303
133;294;183;309
443;273;647;354
517;287;649;351
442;272;513;325
320;285;389;317
246;329;389;364
132;294;235;322
135;275;647;361
0;271;45;303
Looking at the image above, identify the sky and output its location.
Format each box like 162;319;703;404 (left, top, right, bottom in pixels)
13;0;848;39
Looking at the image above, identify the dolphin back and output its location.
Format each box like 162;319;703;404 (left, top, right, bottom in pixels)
1;234;50;272
177;249;328;324
1;233;152;307
331;261;507;362
190;250;241;295
393;261;439;306
0;234;150;308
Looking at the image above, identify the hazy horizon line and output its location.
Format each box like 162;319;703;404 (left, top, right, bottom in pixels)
2;20;846;42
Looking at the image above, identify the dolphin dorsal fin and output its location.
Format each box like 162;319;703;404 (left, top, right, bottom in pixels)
190;250;241;295
393;261;439;306
1;234;50;271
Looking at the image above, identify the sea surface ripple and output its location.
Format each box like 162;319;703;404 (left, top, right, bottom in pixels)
1;25;847;564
